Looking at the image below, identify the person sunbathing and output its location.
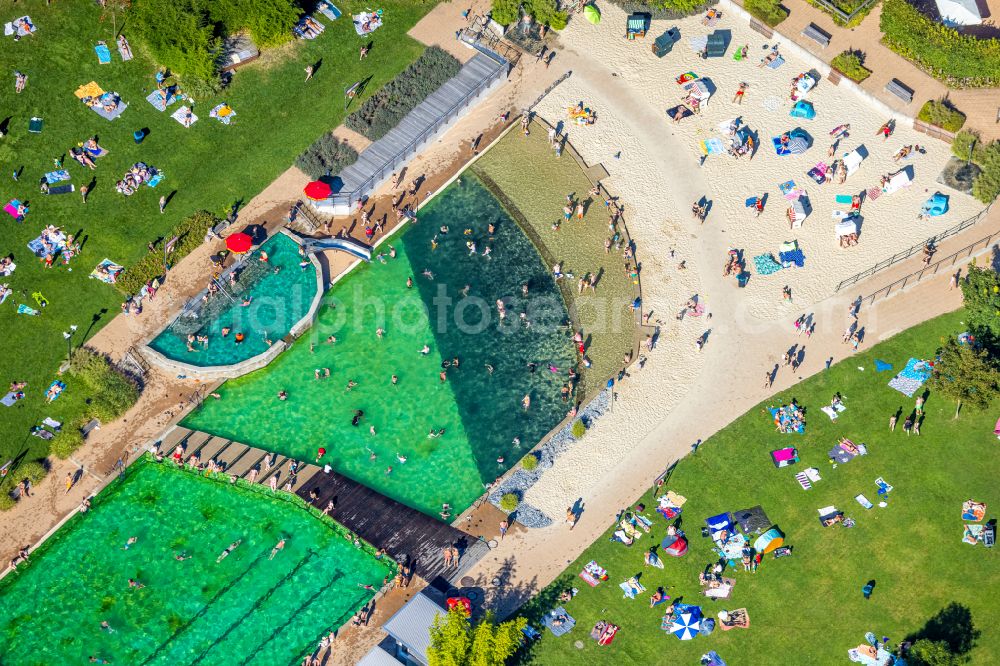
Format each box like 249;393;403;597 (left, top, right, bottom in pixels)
118;35;132;59
838;437;859;454
759;51;780;67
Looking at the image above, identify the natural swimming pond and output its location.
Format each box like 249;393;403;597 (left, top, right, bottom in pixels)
148;232;319;367
0;457;391;666
182;175;578;516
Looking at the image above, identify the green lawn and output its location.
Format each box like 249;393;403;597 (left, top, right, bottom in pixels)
520;309;999;664
0;0;438;464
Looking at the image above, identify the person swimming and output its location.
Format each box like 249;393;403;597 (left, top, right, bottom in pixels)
420;345;430;355
216;539;242;563
352;410;364;426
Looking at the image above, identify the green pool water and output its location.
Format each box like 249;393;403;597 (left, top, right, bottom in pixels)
149;233;318;367
182;175;577;516
0;458;390;666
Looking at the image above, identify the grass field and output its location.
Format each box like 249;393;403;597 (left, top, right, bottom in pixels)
520;309;999;664
0;0;438;464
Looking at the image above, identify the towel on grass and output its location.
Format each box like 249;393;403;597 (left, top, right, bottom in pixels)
5;16;35;38
753;254;782;276
795;471;812;489
45;380;65;402
75;81;104;99
90;97;127;121
855;494;873;509
209;103;236;124
1;391;24;406
4;200;21;219
874;359;893;372
318;1;341;20
45;170;71;184
620;578;646;599
889;358;931;396
95;43;111;64
145;89;179;112
962;500;987;522
820;404;846;420
542;607;575;636
17;304;39;316
171;105;198;127
963;524;984;545
46;184;75;195
90;259;124;284
118;36;133;61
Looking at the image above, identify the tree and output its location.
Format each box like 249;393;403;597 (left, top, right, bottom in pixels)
429;607;527;666
909;638;965;666
960;262;1000;343
928;337;1000;418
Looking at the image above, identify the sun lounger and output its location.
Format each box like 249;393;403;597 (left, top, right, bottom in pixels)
209;103;236;124
318;1;342;20
95;43;112;64
171;106;198;127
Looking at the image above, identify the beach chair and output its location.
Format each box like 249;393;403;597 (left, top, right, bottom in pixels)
626;12;649;39
95;42;112;64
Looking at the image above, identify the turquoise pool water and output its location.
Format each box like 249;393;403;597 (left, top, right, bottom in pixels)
0;458;391;666
182;175;578;515
149;233;318;367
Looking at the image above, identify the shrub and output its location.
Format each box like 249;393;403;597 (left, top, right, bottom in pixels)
295;134;359;179
130;0;221;88
571;419;586;439
527;0;568;30
881;0;1000;88
521;454;538;471
491;0;521;25
744;0;789;26
346;46;461;140
607;0;716;17
499;493;520;512
972;143;1000;204
17;460;48;485
209;0;299;49
831;50;871;82
918;99;966;132
118;211;220;294
51;428;86;460
951;130;984;162
0;492;16;511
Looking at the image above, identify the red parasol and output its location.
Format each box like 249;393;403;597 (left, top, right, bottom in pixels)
304;181;332;201
225;232;253;254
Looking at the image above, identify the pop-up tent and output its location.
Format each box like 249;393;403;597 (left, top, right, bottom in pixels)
922;192;949;217
753;527;785;553
790;100;816;119
661;533;689;557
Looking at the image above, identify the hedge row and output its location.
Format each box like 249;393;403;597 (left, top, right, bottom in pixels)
831;50;872;82
604;0;718;19
345;46;462;141
744;0;789;27
117;210;220;295
49;348;141;461
917;99;966;132
880;0;1000;88
492;0;569;28
295;134;359;180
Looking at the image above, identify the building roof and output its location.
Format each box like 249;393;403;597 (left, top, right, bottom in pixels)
382;592;447;665
357;645;403;666
935;0;982;25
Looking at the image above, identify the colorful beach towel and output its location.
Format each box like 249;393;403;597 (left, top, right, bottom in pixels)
44;169;71;184
867;186;882;201
209;103;236;124
45;380;65;402
753;254;782;276
962;500;987;522
835;194;853;204
807;162;828;184
4;200;21;219
888;358;932;397
874;359;893;372
90;259;124;284
95;43;111;64
699;138;725;156
17;304;39;316
675;72;698;84
779;180;798;200
145;88;179;112
963;524;984;545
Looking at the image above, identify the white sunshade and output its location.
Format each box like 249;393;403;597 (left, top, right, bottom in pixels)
936;0;981;25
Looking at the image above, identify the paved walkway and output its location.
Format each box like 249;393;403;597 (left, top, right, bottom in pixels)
734;0;1000;141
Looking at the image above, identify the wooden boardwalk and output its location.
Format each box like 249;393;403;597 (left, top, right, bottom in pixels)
336;52;507;196
156;427;489;584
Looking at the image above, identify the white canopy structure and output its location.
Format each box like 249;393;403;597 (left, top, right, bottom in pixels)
936;0;981;26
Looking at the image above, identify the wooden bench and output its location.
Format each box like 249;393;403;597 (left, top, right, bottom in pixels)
885;78;914;104
802;23;831;48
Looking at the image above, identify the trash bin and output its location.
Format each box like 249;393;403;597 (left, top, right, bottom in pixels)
133;129;146;144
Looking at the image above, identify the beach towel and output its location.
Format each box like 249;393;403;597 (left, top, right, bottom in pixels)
779;249;805;268
675;72;698;84
209;103;236;125
821;404;846;420
75;82;104;99
45;380;65;403
807;162;828;184
753;254;782;276
795;471;812;489
0;262;14;278
688;36;708;53
4;200;21;219
17;304;39;316
43;417;61;430
888;358;932;397
766;55;785;70
835;194;853;204
171;106;198;127
90;95;127;121
353;12;382;36
45;170;71;184
962;500;987;522
874;359;893;372
855;494;873;509
95;43;111;64
779;180;801;200
699;138;725;156
666;105;693;122
318;1;342;20
118;36;133;61
620;579;646;599
1;391;24;407
147;172;164;187
875;477;893;496
542;607;575;636
90;259;124;284
46;184;75;195
145;89;179;112
5;16;35;38
963;524;984;545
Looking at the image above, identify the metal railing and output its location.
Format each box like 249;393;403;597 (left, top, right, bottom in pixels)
461;15;523;65
863;231;999;305
330;48;508;210
834;202;994;291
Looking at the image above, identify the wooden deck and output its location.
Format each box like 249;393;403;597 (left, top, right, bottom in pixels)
336;52;508;195
155;427;489;584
